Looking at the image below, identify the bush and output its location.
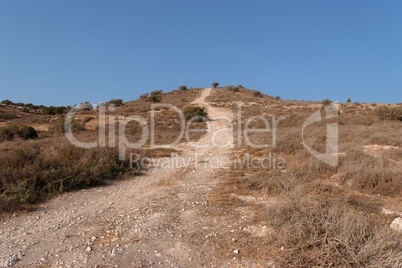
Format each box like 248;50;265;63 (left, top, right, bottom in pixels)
0;112;18;120
211;82;219;88
347;97;352;104
275;96;281;100
0;125;37;142
253;91;263;97
179;85;187;91
77;102;94;111
183;106;208;122
107;99;124;107
0;142;135;211
226;85;240;92
0;126;17;141
149;90;163;103
17;126;38;140
41;106;68;115
1;99;13;105
139;93;149;100
375;106;402;121
322;99;332;106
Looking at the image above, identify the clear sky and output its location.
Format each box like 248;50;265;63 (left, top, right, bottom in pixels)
0;0;401;106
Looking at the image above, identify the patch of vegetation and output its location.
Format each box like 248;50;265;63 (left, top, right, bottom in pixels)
0;112;18;120
1;99;13;105
375;105;402;121
0;141;137;212
211;82;219;88
322;99;332;106
107;99;124;107
41;106;69;115
183;106;208;122
76;102;94;111
149;90;163;103
139;93;149;100
179;85;187;91
226;85;240;92
253;90;263;97
16;126;38;140
0;125;38;142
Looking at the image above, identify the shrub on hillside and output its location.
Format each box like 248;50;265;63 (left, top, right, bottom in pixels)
0;125;38;142
226;85;240;92
139;93;149;100
17;126;38;140
322;99;332;106
375;106;402;121
0;141;134;211
179;85;187;91
41;106;68;115
253;90;263;97
0;112;18;120
183;106;208;122
149;90;163;103
211;82;219;88
107;99;124;107
1;99;13;105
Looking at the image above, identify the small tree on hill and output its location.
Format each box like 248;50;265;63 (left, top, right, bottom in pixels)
17;126;38;140
183;106;208;122
149;90;163;103
211;82;219;88
179;85;187;91
322;99;332;106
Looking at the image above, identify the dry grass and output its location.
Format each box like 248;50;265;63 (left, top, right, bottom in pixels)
206;88;402;266
0;88;205;213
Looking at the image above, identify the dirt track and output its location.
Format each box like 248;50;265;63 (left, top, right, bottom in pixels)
0;88;244;267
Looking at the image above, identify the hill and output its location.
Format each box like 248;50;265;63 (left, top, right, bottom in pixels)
0;86;401;267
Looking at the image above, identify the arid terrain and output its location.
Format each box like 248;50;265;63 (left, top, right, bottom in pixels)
1;87;402;267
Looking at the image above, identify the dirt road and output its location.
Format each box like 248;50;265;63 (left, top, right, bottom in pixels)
0;88;242;267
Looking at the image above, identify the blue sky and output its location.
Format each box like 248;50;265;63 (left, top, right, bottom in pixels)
0;0;401;106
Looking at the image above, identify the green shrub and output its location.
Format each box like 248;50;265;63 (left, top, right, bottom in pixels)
347;97;352;104
17;126;38;140
179;85;187;91
253;91;263;97
0;126;17;141
41;106;68;115
226;85;240;92
0;112;18;120
1;99;13;105
149;90;163;103
107;99;124;107
0;125;38;141
211;82;219;88
375;106;402;121
183;106;208;122
0;142;134;211
139;93;149;100
322;99;332;106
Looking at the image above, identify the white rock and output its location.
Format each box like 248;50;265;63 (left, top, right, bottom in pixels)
86;246;92;252
390;217;402;233
233;249;239;254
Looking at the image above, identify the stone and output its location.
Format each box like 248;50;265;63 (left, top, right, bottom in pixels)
390;217;402;233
